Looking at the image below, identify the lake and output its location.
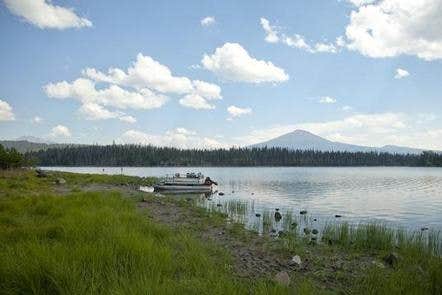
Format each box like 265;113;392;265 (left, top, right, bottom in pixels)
43;167;442;230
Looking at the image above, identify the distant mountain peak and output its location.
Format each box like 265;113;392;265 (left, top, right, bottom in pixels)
251;129;429;154
15;136;54;144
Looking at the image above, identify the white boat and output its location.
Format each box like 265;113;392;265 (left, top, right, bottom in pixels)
154;172;217;193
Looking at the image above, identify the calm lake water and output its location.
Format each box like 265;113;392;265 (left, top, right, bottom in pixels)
43;167;442;230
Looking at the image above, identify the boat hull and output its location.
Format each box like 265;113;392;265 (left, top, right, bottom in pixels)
154;184;213;193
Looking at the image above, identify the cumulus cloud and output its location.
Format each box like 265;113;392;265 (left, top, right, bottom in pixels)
344;0;442;60
227;105;252;120
120;128;227;149
0;99;15;121
45;78;167;110
4;0;92;29
49;125;71;138
261;18;338;53
78;103;136;123
45;54;223;119
201;16;215;26
179;94;215;110
82;53;222;110
202;42;289;83
394;68;410;79
342;105;353;112
83;54;194;94
319;96;337;104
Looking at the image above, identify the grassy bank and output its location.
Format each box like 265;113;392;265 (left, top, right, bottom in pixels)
0;170;287;294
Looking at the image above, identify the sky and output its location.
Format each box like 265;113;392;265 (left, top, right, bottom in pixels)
0;0;441;150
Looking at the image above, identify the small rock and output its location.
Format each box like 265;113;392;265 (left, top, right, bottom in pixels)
383;252;399;267
55;178;66;184
278;230;286;238
270;228;277;233
327;239;333;246
372;260;385;269
290;255;302;267
290;222;298;229
335;214;342;218
35;169;47;178
274;211;282;221
421;227;429;231
218;192;225;196
312;229;319;235
300;210;307;215
255;213;261;217
231;190;234;193
251;192;254;195
313;218;317;221
216;203;222;207
303;227;311;235
311;236;317;241
274;271;290;286
275;208;280;211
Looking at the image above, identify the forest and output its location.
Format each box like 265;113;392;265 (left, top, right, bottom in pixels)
27;144;442;167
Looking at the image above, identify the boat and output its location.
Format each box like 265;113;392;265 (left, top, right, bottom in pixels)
153;172;218;193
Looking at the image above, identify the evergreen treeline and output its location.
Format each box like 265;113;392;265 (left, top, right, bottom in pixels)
27;144;442;167
0;144;25;169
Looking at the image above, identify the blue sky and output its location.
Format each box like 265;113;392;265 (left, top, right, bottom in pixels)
0;0;441;149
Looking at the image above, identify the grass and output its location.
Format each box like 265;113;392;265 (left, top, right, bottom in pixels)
0;170;288;294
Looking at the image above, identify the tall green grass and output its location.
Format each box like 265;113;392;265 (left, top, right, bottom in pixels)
0;191;282;294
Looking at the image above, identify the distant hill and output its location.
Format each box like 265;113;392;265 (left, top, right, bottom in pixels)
250;130;431;155
0;137;69;153
0;140;55;153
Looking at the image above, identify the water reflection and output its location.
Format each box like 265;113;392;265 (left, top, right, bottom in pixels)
43;166;442;230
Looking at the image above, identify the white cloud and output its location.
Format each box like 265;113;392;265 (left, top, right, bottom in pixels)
261;18;339;54
319;96;337;104
4;0;92;29
179;94;215;110
260;18;279;43
0;99;15;121
347;0;376;6
314;42;337;53
81;53;222;110
227;105;252;120
50;125;71;138
32;116;43;123
201;16;215;27
394;68;410;79
119;115;136;124
202;42;289;83
344;0;442;60
342;105;353;111
120;128;227;149
45;78;168;110
83;54;194;94
192;80;222;100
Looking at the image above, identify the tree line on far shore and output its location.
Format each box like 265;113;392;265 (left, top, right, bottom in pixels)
26;144;442;167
